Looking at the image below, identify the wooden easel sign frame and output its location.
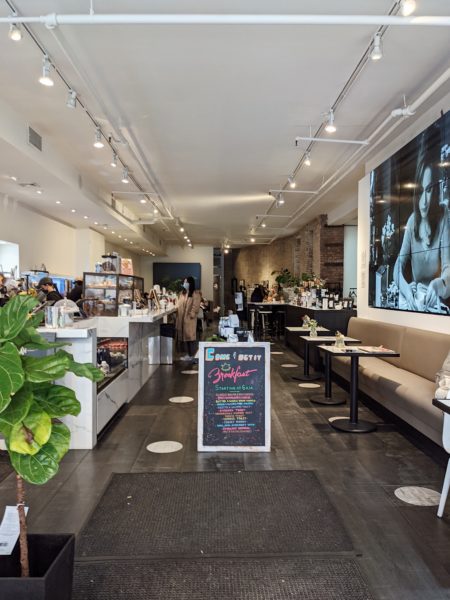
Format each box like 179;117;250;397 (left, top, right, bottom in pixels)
148;289;160;310
197;342;271;452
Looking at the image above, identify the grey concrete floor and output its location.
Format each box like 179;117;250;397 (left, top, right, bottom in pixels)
1;341;450;599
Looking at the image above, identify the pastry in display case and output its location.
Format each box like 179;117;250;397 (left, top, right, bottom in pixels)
97;337;128;390
82;273;144;316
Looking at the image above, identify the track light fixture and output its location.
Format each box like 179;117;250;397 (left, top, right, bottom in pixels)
180;226;185;232
400;0;416;16
261;223;266;228
66;89;77;109
370;33;383;61
8;23;22;42
110;153;118;168
250;238;256;243
304;152;311;166
276;193;285;208
121;168;129;183
39;55;54;87
93;127;104;148
288;175;296;189
325;109;336;133
153;207;158;215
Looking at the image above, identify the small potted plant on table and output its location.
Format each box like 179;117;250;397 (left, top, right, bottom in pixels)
0;295;103;600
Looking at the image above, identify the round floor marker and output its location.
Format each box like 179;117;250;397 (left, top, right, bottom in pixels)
146;441;183;454
169;396;194;404
281;364;299;368
298;383;321;389
181;370;198;375
394;486;441;506
271;351;284;355
328;416;347;423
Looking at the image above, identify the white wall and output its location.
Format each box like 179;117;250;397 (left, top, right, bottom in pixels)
104;241;143;280
141;245;214;300
0;242;19;276
75;229;105;276
0;195;78;276
343;225;357;297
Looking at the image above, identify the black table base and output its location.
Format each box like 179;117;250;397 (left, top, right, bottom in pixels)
293;371;322;382
329;418;377;433
309;393;346;406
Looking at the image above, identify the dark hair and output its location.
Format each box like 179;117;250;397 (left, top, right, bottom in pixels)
413;129;443;243
186;276;196;297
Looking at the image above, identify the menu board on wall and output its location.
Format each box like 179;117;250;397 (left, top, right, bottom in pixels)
197;342;271;452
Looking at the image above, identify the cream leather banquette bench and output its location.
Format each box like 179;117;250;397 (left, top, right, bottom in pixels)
331;317;450;446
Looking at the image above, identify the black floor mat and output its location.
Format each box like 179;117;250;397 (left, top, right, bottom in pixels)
73;556;373;600
77;471;352;558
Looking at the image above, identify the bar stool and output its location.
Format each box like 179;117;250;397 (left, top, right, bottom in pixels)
248;308;256;332
257;309;272;340
274;310;286;338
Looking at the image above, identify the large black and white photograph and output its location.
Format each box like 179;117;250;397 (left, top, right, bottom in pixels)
369;111;450;315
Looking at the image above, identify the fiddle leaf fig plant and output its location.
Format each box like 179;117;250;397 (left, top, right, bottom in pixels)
0;295;104;576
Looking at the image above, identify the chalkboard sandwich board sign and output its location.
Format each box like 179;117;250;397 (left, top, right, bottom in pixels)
197;342;271;452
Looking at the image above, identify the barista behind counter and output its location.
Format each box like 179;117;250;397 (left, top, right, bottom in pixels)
38;277;63;304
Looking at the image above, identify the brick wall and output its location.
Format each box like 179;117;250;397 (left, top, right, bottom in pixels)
232;214;344;291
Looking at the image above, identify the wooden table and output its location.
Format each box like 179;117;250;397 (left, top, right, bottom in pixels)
318;345;400;433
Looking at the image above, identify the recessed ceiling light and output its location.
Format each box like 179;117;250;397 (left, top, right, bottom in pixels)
118;235;122;238
56;200;61;204
250;238;255;243
94;221;99;225
184;235;188;239
39;55;54;87
71;209;76;213
93;127;104;149
325;109;336;133
83;215;88;219
224;249;229;254
36;189;43;195
124;238;128;241
153;208;158;215
140;197;147;204
130;241;133;244
180;227;184;232
9;176;17;181
112;230;115;234
103;226;107;230
8;23;22;42
261;223;266;228
121;168;129;184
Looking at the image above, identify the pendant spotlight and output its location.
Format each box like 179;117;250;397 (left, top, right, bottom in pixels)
325;109;336;133
288;175;296;189
370;33;383;61
93;127;104;148
276;193;285;208
110;153;118;168
39;55;54;87
66;89;77;109
8;23;22;42
304;152;311;166
121;168;129;183
400;0;416;16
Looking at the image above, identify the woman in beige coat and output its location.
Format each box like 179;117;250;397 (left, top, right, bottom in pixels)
176;276;202;361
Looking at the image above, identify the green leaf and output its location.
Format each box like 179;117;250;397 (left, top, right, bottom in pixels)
34;385;81;418
0;384;33;427
23;403;52;447
9;423;41;455
27;311;44;329
0;295;38;343
22;350;71;383
59;350;104;382
12;326;68;351
9;445;59;485
0;342;25;413
46;422;70;461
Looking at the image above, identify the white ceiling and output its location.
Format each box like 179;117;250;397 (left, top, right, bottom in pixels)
0;0;449;252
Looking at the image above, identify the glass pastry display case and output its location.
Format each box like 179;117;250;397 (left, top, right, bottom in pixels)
83;273;145;316
96;337;128;391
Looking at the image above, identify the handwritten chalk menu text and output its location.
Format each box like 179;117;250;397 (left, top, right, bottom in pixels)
198;342;271;452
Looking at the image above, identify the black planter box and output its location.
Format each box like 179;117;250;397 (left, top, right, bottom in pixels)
0;533;75;600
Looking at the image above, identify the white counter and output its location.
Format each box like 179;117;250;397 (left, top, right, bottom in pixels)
37;306;177;450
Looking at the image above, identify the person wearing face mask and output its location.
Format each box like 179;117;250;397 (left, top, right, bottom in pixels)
176;275;202;361
393;131;450;312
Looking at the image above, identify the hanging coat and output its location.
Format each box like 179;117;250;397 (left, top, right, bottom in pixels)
176;290;202;342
